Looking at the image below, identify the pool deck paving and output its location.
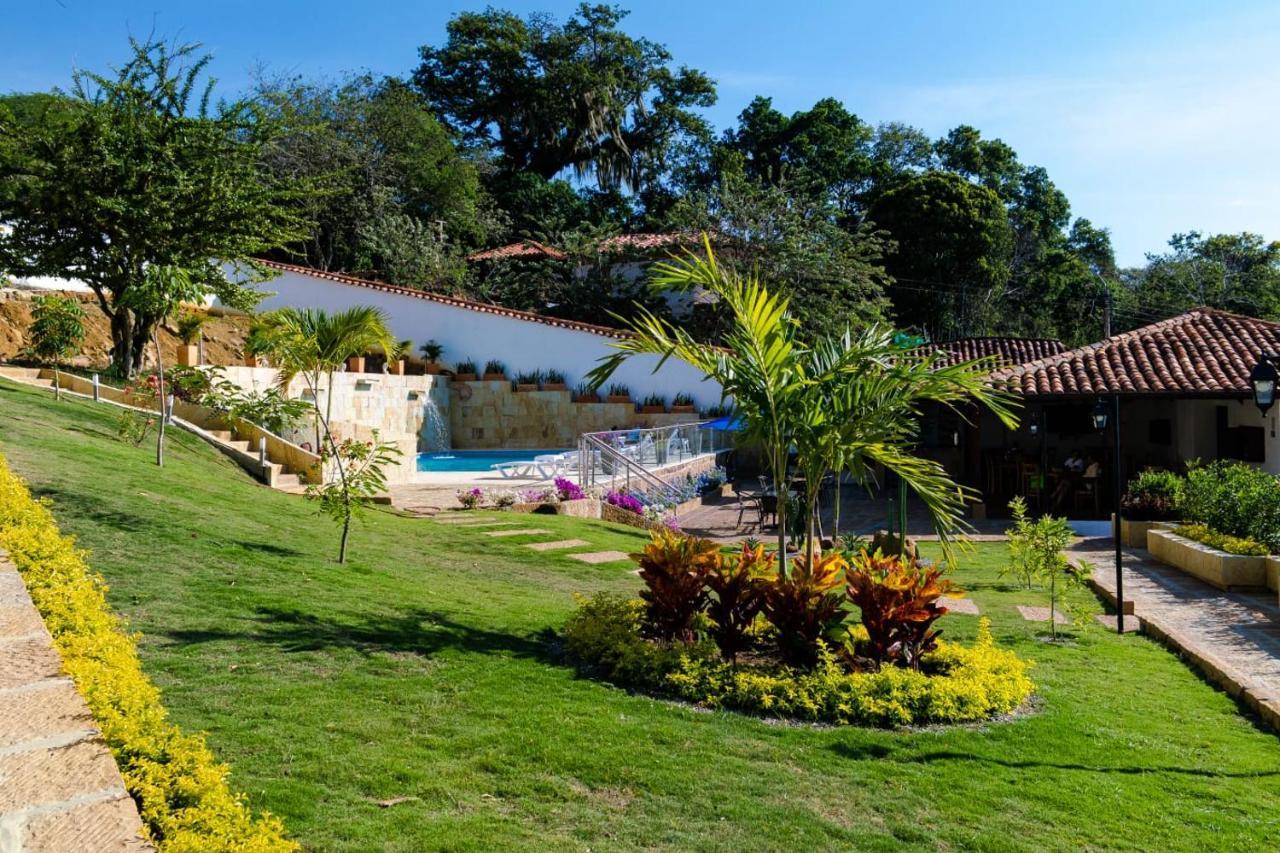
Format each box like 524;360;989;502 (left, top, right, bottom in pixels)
1070;536;1280;732
0;550;151;851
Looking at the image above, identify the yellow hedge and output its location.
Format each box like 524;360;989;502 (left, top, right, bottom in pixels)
0;455;297;852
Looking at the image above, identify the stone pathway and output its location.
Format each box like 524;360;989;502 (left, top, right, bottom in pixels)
524;540;590;552
568;551;631;564
0;551;150;851
482;528;552;538
1070;536;1280;731
1016;604;1068;625
944;597;980;616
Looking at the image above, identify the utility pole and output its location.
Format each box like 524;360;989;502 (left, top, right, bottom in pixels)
1103;284;1112;339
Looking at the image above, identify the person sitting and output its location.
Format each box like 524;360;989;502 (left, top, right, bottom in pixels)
1063;453;1085;473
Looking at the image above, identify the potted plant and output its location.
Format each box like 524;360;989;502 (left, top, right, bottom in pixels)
453;359;478;382
671;392;696;414
542;368;568;391
640;393;667;414
605;383;631;404
420;340;445;375
175;312;208;367
347;353;366;373
572;382;600;404
514;369;542;392
483;359;507;381
242;319;271;367
1119;470;1183;547
387;340;412;376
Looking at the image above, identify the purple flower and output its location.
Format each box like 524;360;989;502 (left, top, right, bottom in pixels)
554;477;585;501
605;491;644;514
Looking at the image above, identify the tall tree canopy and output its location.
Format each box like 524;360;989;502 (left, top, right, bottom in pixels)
414;3;716;193
253;74;493;286
0;39;306;375
1118;232;1280;326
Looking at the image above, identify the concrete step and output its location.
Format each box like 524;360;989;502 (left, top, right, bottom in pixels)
208;429;233;441
227;440;251;453
274;473;302;489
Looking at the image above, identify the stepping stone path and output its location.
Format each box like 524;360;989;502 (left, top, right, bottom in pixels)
1017;604;1068;624
441;520;521;528
433;516;502;525
944;596;980;616
568;551;632;564
1094;614;1141;633
483;528;553;538
0;549;150;851
524;539;590;552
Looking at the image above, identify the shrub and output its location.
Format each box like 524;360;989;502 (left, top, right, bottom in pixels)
544;369;566;385
564;596;1033;727
705;542;774;662
605;383;630;398
453;359;478;375
484;359;508;376
1005;498;1090;638
640;393;666;408
672;392;695;407
762;551;847;667
1181;461;1280;552
1121;470;1183;521
605;491;644;514
572;382;598;399
845;551;958;670
553;477;584;501
513;369;543;385
456;487;484;509
0;456;297;850
175;311;209;345
1173;523;1270;556
631;530;719;642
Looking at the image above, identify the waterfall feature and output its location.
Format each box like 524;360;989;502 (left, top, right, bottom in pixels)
422;394;451;451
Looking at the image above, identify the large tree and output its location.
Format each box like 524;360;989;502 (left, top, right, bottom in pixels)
869;171;1013;339
1122;231;1280;323
414;3;716;193
665;170;890;341
0;38;306;375
253;74;494;282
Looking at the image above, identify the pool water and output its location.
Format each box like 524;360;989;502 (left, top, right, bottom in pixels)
416;449;569;473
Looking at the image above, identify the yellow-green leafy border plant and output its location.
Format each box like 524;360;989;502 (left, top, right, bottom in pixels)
0;455;297;851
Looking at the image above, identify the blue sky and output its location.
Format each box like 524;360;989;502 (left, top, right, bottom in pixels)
5;0;1279;266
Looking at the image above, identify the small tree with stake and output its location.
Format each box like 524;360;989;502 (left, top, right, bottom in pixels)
1005;497;1092;639
306;432;401;564
24;294;85;400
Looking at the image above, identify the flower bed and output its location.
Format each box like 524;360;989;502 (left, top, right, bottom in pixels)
0;455;296;851
563;534;1033;727
565;594;1032;727
1147;527;1267;590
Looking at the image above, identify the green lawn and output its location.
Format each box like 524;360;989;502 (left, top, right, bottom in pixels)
2;378;1279;851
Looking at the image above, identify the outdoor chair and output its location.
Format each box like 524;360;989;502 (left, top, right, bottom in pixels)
491;461;535;478
735;487;764;529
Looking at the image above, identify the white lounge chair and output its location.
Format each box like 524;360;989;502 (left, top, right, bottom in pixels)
533;454;568;479
491;461;535;478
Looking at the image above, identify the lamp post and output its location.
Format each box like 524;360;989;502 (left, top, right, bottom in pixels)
1251;354;1280;414
1093;396;1125;633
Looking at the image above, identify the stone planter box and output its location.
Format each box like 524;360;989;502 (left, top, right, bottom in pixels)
573;394;600;404
701;483;728;503
176;344;200;367
424;362;444;375
1267;556;1280;593
671;405;696;414
606;395;630;404
483;373;507;382
454;373;478;382
542;383;568;392
1119;518;1175;549
515;383;538;392
640;405;667;414
347;356;366;373
1147;528;1268;590
390;360;406;376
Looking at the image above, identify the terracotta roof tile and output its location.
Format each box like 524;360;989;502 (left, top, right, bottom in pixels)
922;337;1067;368
597;232;702;253
255;260;631;340
466;240;566;262
988;308;1280;397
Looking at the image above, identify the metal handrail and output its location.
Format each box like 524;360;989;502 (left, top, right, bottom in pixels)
579;433;678;499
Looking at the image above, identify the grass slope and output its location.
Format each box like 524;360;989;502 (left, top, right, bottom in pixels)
2;378;1278;851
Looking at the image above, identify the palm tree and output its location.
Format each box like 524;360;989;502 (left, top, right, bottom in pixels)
586;238;1018;570
256;306;395;451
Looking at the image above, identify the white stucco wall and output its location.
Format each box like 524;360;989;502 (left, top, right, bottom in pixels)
225;267;723;410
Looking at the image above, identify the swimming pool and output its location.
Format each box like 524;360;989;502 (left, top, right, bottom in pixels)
416;449;570;473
